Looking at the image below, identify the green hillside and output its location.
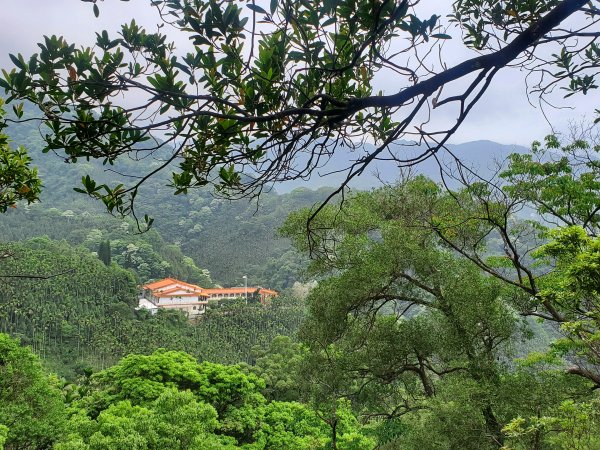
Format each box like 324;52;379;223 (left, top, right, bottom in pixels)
3;114;330;290
0;238;306;378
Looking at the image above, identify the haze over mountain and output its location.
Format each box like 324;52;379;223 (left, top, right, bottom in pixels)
274;140;529;193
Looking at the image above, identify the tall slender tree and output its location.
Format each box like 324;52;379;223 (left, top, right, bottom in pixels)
97;240;112;266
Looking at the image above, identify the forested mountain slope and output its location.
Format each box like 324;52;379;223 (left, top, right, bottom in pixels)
0;208;213;286
0;238;306;378
3;115;334;289
2;117;598;448
0;114;314;378
3;112;525;289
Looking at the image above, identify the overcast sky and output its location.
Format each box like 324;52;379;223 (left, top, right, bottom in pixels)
0;0;596;147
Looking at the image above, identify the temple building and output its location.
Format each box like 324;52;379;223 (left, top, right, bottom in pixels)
136;277;278;318
137;277;209;318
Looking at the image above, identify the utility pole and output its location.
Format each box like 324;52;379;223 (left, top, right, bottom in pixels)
243;275;248;304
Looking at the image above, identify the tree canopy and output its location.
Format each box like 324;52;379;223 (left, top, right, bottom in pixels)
0;0;597;224
58;347;374;449
0;333;66;449
280;163;600;448
427;135;600;389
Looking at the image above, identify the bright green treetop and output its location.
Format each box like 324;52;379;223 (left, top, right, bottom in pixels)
0;333;67;449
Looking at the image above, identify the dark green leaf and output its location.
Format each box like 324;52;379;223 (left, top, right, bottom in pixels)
9;54;24;70
247;3;267;15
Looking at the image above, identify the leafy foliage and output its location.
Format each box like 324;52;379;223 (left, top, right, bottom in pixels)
0;0;595;220
499;136;600;234
248;335;307;402
57;348;373;449
282;171;599;448
0;333;66;449
57;390;227;450
503;398;600;449
0;100;41;212
533;226;600;387
427;135;600;389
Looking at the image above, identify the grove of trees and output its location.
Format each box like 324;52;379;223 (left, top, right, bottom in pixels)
0;336;374;449
279;135;600;448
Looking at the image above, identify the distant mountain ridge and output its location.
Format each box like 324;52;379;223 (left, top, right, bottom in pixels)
274;140;529;193
4;105;528;199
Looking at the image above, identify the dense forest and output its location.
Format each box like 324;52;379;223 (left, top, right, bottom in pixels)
1;0;599;448
2;129;599;448
0;237;306;378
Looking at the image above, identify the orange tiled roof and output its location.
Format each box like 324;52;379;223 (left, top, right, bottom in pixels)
143;277;180;290
143;278;277;298
175;280;204;291
157;286;203;295
143;278;203;292
204;287;246;294
157;301;209;306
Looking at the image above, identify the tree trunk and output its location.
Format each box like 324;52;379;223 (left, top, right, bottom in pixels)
331;418;338;450
483;405;504;448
